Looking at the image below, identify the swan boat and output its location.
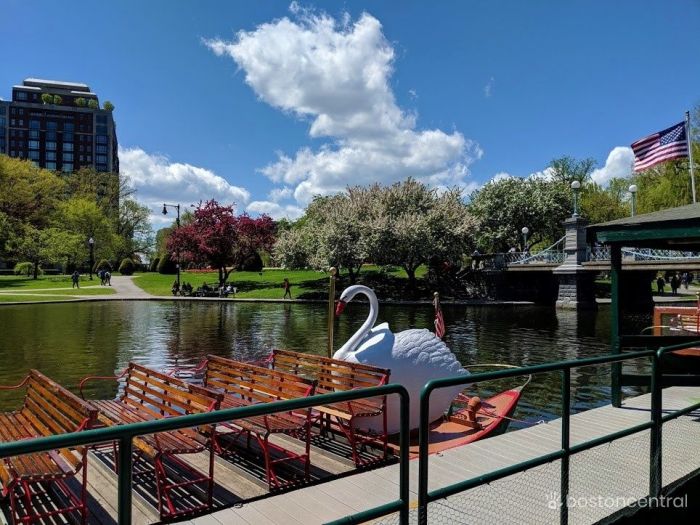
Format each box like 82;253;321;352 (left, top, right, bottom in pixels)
333;285;529;456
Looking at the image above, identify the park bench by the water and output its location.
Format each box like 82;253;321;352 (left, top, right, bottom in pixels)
270;349;391;466
79;362;223;520
199;355;317;490
0;370;98;525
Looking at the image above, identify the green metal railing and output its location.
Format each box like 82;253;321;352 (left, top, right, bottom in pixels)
0;384;410;525
417;343;700;525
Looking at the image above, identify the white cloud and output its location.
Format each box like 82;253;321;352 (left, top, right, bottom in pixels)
483;76;495;98
528;167;555;181
204;6;479;205
590;146;634;186
118;147;250;226
267;187;293;202
247;200;304;220
491;172;514;182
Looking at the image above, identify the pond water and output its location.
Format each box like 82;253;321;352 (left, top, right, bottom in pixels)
0;301;649;426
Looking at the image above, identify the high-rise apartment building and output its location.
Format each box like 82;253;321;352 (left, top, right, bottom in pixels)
0;78;118;173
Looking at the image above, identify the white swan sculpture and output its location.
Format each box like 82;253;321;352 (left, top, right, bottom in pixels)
334;285;468;433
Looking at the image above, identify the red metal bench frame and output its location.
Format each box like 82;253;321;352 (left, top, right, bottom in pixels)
269;350;391;466
0;370;97;525
194;355;317;490
79;363;222;520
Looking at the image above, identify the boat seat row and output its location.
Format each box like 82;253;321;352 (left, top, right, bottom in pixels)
0;351;390;523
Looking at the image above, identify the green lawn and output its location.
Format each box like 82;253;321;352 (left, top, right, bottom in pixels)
0;288;115;302
133;265;428;300
0;275;103;290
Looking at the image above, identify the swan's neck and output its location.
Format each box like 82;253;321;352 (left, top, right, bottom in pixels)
335;290;379;360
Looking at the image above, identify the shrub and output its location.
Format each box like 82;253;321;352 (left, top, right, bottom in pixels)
118;258;136;275
157;252;177;274
93;259;112;273
237;252;263;272
149;256;160;272
41;93;53;104
74;97;86;107
87;99;98;109
53;95;62;105
103;101;114;111
14;262;41;276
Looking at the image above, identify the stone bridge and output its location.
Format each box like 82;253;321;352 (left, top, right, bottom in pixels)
477;216;700;309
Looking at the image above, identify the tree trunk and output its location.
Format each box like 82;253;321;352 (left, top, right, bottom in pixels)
218;267;224;287
33;259;39;280
405;266;416;286
347;266;357;284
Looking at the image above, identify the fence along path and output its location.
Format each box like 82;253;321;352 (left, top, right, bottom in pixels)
191;385;700;525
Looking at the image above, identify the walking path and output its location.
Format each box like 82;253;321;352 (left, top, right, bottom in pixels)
108;275;152;298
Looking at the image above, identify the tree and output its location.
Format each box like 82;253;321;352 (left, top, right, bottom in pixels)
580;182;628;224
53;95;63;105
41;93;53;104
74;97;86;107
371;180;475;284
87;99;98;109
273;227;311;269
117;199;154;260
118;258;136;275
167;200;275;285
8;226;82;279
468;176;571;252
56;197;115;263
103;101;115;111
548;156;596;185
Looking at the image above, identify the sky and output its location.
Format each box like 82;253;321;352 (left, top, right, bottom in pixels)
2;1;699;226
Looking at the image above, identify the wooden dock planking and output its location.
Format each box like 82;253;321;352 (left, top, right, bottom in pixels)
193;386;700;525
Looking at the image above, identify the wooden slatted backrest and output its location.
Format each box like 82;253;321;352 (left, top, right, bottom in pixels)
204;355;316;404
271;350;390;393
23;370;98;435
120;363;222;420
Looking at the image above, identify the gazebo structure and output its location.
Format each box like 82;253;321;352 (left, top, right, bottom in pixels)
588;203;700;407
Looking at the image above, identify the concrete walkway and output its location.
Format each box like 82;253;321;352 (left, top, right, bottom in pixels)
108;275;152;299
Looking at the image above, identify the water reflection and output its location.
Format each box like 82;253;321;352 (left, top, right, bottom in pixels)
0;301;648;425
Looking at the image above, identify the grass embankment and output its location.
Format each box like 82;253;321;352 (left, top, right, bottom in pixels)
0;275;116;303
134;265;429;300
595;278;699;302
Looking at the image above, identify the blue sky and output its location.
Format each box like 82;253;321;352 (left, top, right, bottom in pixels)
3;1;699;224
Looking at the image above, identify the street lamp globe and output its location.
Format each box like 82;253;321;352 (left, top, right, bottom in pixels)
88;237;94;246
521;227;529;235
629;184;638;194
571;180;581;190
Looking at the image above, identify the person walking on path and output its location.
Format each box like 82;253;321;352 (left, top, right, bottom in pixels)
283;278;292;299
670;274;680;296
104;271;111;286
656;276;665;295
71;270;80;289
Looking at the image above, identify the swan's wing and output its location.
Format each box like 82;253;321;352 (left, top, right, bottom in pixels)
354;324;395;364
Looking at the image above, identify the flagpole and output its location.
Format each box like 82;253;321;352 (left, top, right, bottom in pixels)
327;267;337;357
687;110;697;204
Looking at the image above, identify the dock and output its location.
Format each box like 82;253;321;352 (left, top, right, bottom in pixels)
191;386;700;525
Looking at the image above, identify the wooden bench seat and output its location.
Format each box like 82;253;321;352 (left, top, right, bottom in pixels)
80;363;222;520
269;350;390;466
0;370;98;525
201;355;317;490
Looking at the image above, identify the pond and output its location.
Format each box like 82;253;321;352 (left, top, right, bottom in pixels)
0;301;649;426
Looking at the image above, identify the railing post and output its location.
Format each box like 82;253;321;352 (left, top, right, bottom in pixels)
118;436;133;525
417;383;432;525
650;353;662;497
560;368;570;525
399;389;410;525
610;245;622;407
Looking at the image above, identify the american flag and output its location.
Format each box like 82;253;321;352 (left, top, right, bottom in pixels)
631;121;689;172
433;294;446;339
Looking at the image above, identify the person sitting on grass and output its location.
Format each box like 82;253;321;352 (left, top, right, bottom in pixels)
172;280;180;296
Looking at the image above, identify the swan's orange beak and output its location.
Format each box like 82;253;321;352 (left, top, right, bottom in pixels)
335;300;346;316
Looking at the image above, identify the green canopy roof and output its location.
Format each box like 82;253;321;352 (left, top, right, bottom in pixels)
587;203;700;249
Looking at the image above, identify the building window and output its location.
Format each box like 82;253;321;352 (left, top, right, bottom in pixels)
28;140;40;150
0;106;5;115
96;144;108;153
10;119;15;126
46;131;57;141
10;151;16;157
97;164;108;172
96;115;107;124
86;155;92;162
62;163;73;172
45;162;56;170
96;125;108;134
96;154;107;164
28;150;39;160
63;122;74;132
63;143;74;152
63;153;73;162
46;141;56;151
96;135;108;144
29;130;39;139
16;91;28;101
63;132;73;142
18;151;24;159
46;121;58;130
29;120;40;129
46;152;56;161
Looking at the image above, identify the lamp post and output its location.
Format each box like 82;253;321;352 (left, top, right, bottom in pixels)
88;237;95;280
162;203;181;289
521;226;529;252
571;180;581;217
629;184;638;217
